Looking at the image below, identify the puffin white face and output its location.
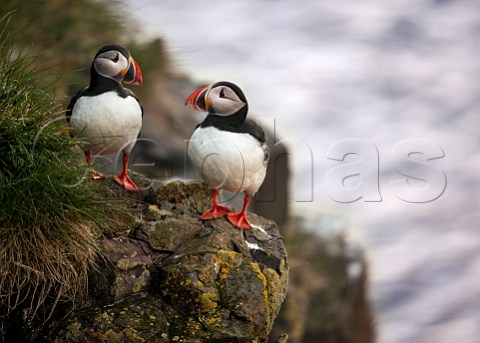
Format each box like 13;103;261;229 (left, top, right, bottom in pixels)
206;85;246;116
93;50;129;82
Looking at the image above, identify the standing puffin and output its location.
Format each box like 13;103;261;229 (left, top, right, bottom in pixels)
185;81;269;229
66;45;143;191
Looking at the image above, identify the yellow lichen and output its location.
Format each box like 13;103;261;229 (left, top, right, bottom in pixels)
123;327;145;342
216;250;243;281
248;262;272;334
148;204;174;220
199;293;218;312
104;329;122;341
147;204;161;217
96;311;112;321
219;267;229;279
264;264;287;315
275;333;289;343
206;317;217;325
102;327;145;343
64;322;81;340
117;258;132;271
217;250;242;269
132;269;150;293
259;259;289;335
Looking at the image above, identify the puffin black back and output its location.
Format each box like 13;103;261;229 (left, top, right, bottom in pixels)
199;113;266;144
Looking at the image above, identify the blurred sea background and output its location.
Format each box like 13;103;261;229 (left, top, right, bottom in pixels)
128;1;479;342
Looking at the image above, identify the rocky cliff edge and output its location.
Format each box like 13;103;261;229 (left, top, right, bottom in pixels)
53;174;289;343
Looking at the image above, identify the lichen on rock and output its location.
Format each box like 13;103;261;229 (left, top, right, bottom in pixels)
53;179;289;343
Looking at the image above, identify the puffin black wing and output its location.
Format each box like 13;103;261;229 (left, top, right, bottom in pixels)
244;119;269;163
243;119;266;143
125;88;144;118
66;88;87;124
124;87;144;139
196;115;269;163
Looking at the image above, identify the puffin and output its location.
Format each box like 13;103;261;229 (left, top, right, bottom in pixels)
66;45;143;191
185;81;269;229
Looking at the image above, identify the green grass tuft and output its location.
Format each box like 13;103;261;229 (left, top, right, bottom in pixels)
0;14;117;337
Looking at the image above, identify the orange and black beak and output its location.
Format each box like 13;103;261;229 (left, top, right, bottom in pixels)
124;58;143;86
185;86;209;111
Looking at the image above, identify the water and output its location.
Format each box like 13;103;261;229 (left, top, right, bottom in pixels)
129;1;480;342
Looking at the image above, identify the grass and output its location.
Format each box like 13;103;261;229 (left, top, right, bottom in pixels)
0;15;118;338
0;1;175;340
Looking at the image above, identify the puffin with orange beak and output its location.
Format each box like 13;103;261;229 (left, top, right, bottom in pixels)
66;45;143;191
185;81;269;229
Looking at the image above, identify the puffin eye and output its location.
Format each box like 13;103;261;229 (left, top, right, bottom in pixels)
219;88;226;98
112;53;119;63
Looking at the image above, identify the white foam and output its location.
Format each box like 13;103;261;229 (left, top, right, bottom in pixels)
246;241;264;251
250;224;270;237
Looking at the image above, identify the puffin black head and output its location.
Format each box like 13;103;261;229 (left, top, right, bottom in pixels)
91;44;143;86
185;81;248;116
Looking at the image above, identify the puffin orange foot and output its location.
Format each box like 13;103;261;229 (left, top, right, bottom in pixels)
91;170;105;180
114;174;138;191
201;205;231;220
227;212;252;229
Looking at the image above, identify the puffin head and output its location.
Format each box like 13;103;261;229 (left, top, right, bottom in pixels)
92;45;143;86
185;81;247;116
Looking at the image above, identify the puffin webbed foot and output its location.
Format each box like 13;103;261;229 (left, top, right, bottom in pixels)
227;212;252;230
201;205;231;220
114;174;138;191
91;170;105;180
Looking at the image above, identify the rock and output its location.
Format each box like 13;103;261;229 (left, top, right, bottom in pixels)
53;179;289;343
96;238;153;303
269;216;375;343
57;295;171;343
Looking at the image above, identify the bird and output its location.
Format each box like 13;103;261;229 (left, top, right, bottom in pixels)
66;45;143;191
185;81;269;229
